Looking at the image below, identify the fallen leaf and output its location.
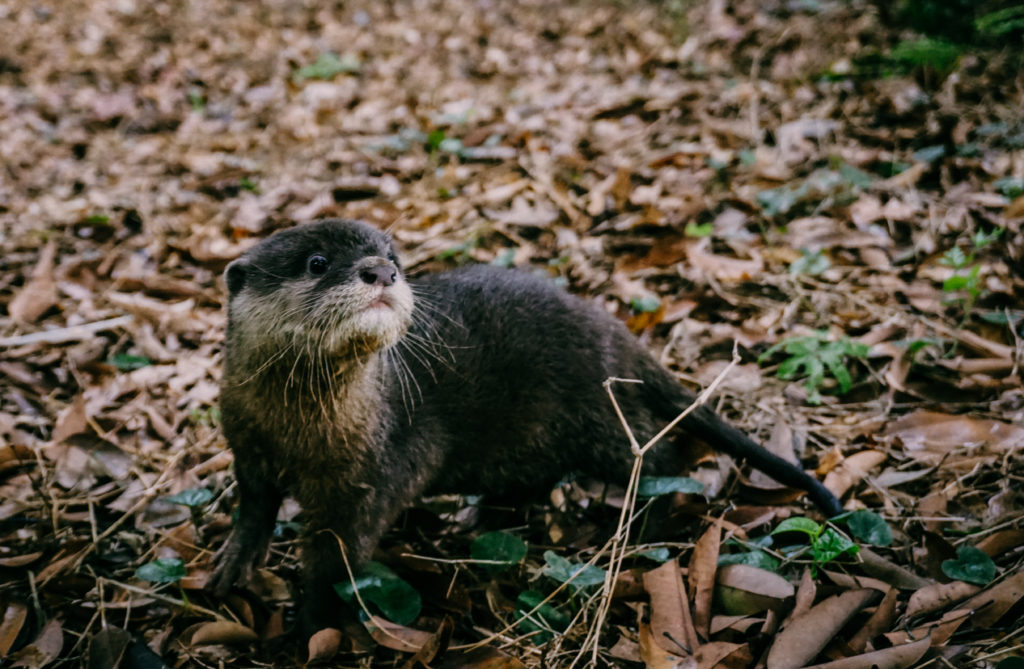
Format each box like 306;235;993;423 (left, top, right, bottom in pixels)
9;618;63;669
802;636;930;669
9;240;58;324
715;565;795;616
688;518;721;639
0;602;28;657
906;581;980;619
766;589;877;669
306;627;341;664
643;560;699;655
823;450;887;499
187;621;258;646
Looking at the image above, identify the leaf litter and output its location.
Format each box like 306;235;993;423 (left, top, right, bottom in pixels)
0;0;1023;667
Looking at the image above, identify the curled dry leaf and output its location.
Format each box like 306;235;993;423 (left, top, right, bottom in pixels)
802;636;930;669
9;240;57;325
823;450;887;499
856;548;932;590
906;581;980;619
366;615;432;653
0;602;28;657
643;559;699;655
306;627;341;664
8;618;63;669
883;410;1024;461
688;518;722;639
715;565;794;617
766;589;877;669
638;619;696;669
186;621;258;646
846;587;898;653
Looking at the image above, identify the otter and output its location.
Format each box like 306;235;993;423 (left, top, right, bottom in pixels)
209;218;842;633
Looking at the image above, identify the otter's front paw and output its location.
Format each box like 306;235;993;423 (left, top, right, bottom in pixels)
207;536;255;597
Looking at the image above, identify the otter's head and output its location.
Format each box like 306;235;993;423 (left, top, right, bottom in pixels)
225;219;414;362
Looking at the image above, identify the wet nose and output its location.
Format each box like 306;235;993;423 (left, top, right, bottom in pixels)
359;264;397;287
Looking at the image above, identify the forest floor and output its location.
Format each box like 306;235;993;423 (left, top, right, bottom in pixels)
0;0;1023;667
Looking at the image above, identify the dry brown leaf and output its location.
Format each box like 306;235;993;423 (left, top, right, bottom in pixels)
366;616;432;653
0;445;35;475
802;636;930;669
766;589;877;669
683;238;763;281
306;627;342;664
50;395;88;445
823;450;887;499
957;568;1024;628
187;621;258;646
638;619;696;669
846;587;898;653
884;410;1024;459
715;565;794;616
696;641;751;669
977;529;1024;557
822;570;890;592
0;602;28;657
688;518;721;639
9;240;58;324
886;607;970;646
8;618;63;669
643;560;699;655
906;581;980;619
857;548;932;590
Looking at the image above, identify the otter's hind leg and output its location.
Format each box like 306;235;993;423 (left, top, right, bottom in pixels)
209;458;282;596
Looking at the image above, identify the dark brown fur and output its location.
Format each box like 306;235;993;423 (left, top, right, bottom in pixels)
210;219;842;633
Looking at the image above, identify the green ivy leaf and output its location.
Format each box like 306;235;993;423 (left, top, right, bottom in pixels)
912;144;947;164
941;546;996;586
636;547;671;563
108;354;151;371
636;476;703;498
541;551;606;591
717;550;780;571
515;590;570;644
136;558;186;583
771;517;822;538
164;488;214;508
838;163;873;189
629;295;661;314
790;248;830;276
294;52;360;81
684;222;714;238
334;561;422;625
471;531;527;570
812;527;859;564
846;510;893;546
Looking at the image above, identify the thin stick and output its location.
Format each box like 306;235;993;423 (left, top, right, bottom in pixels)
0;315;133;347
575;346;741;667
101;578;225;620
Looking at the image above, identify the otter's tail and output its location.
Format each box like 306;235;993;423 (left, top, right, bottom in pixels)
684;405;843;518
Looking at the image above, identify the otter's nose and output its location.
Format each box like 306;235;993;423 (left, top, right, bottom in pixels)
359;264;397;287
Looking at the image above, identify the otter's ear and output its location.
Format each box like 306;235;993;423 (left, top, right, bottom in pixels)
225;259;248;295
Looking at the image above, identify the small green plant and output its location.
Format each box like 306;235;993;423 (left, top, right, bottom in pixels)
758;331;870;404
293;52;360;81
770;517;858;572
189;406;221;428
942;545;996;585
334;561;422;625
789;248;830;276
471;531;527;575
165;487;214;533
136;557;186;583
940;228;1003;321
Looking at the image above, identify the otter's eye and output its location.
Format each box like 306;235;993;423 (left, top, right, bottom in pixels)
306;254;329;276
